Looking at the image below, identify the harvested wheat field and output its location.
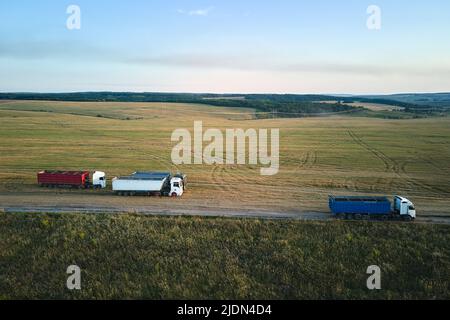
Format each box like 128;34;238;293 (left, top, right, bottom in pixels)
0;100;449;216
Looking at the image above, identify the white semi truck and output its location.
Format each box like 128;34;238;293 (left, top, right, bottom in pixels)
112;172;186;197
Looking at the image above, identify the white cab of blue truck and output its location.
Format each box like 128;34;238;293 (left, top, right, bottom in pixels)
394;196;416;220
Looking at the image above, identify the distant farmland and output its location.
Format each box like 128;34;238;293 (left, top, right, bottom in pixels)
345;102;404;112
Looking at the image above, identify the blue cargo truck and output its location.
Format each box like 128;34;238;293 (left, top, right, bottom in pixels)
329;195;416;221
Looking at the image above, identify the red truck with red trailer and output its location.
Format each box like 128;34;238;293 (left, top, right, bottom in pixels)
37;170;106;189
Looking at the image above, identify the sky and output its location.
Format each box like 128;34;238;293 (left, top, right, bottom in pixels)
0;0;449;94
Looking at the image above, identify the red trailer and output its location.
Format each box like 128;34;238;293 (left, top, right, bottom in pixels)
37;171;91;189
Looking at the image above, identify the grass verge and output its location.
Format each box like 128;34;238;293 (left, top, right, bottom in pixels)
0;213;448;299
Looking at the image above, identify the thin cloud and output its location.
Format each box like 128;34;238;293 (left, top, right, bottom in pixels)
178;7;214;16
127;53;450;78
2;40;450;79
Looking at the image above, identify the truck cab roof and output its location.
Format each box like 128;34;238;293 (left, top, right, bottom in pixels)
395;196;410;202
115;172;171;181
171;176;183;183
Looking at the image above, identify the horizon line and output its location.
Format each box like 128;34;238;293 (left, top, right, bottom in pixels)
1;91;449;96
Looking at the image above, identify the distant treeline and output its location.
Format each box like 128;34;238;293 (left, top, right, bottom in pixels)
363;93;450;109
0;92;444;117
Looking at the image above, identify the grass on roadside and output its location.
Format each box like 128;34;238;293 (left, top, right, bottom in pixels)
0;212;448;300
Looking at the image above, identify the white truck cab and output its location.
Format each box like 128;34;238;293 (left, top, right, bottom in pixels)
394;196;416;220
93;171;107;189
170;177;184;197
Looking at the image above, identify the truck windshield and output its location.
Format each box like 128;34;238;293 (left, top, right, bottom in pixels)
173;182;180;188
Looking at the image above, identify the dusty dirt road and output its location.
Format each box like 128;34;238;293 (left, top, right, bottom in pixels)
0;200;450;225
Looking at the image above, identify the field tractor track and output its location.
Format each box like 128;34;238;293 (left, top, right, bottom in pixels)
218;165;269;199
418;155;450;174
146;152;181;172
396;157;450;195
348;130;450;197
348;130;396;173
210;165;238;196
295;150;317;170
221;165;273;199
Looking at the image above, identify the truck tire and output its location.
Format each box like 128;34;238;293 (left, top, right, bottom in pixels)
355;214;363;220
403;216;413;222
336;213;345;220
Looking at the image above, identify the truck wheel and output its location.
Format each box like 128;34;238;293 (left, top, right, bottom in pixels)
336;213;345;220
355;214;363;220
403;216;413;222
345;214;353;220
381;215;388;221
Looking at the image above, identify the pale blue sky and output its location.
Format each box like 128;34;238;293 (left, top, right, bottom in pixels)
0;0;449;93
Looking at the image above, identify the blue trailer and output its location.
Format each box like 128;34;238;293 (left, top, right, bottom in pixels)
329;195;416;221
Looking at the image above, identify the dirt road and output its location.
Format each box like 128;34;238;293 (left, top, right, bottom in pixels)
2;204;450;225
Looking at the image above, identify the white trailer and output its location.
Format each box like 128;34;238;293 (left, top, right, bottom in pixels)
112;172;185;197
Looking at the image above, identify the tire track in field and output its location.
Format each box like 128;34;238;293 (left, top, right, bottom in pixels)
221;165;268;199
348;130;450;196
220;165;266;199
348;130;395;173
146;152;181;172
210;165;238;196
282;151;317;171
219;165;313;199
417;155;450;174
210;165;279;200
295;151;317;170
347;130;399;192
348;130;424;193
212;153;325;197
399;160;450;195
119;145;180;172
